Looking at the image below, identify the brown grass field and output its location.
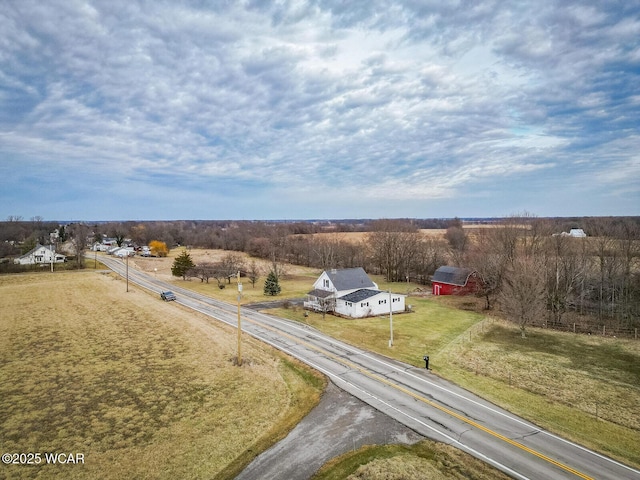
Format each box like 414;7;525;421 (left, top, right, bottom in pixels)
0;270;324;480
312;441;512;480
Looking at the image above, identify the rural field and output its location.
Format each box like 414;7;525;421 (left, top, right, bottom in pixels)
0;270;325;480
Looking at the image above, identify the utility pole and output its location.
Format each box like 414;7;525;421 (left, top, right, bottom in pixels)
389;290;393;347
237;270;243;366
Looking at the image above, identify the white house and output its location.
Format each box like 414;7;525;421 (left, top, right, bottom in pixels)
555;228;587;238
305;267;406;318
14;244;66;265
112;247;135;257
568;228;587;238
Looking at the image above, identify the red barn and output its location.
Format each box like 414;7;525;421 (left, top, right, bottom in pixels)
431;266;480;296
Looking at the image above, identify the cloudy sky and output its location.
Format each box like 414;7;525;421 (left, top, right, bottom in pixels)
1;1;638;221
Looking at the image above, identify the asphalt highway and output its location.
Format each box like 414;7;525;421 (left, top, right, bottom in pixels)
101;255;640;480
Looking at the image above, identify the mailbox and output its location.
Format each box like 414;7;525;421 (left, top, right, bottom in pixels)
423;355;430;370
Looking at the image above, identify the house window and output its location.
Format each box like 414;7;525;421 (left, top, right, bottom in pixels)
379;299;387;305
324;279;329;288
360;302;369;307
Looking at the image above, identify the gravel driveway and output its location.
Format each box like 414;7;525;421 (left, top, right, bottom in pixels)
236;381;424;480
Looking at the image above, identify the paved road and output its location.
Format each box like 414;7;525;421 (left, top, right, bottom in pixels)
102;256;640;480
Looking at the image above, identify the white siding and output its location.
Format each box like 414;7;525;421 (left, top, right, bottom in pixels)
336;292;406;318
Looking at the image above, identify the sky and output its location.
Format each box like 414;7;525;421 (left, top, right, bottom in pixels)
1;1;639;221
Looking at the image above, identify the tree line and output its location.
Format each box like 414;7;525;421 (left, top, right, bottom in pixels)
2;215;638;334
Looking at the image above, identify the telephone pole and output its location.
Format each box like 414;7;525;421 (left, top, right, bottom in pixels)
389;290;394;347
237;271;243;366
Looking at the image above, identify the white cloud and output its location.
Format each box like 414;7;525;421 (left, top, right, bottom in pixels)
0;0;638;220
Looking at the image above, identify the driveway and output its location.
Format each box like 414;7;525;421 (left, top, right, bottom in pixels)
236;381;424;480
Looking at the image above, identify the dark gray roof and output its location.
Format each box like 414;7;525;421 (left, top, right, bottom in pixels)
432;266;475;286
339;289;381;303
307;289;334;299
326;267;376;291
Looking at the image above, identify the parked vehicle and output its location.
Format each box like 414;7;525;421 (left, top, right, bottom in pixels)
160;291;176;301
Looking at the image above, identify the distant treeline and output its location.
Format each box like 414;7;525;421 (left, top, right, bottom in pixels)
2;215;638;335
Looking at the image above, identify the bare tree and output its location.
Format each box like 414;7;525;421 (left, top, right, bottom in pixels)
412;236;447;285
367;219;419;282
500;256;547;337
445;225;468;265
247;260;261;288
220;253;245;284
312;236;338;270
469;229;509;310
494;216;525;265
189;263;218;283
68;223;90;268
544;234;588;325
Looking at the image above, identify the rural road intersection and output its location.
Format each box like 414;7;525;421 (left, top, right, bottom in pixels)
101;256;640;480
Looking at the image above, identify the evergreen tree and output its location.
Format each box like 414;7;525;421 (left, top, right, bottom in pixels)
263;270;281;296
171;250;195;280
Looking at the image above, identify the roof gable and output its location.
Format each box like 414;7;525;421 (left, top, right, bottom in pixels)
326;267;376;291
18;243;50;258
432;266;475;286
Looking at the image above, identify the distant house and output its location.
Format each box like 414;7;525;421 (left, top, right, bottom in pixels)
553;228;587;238
112;247;135;257
305;267;406;318
431;266;480;296
14;244;66;265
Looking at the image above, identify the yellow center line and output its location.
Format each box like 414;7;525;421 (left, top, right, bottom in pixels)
246;316;594;480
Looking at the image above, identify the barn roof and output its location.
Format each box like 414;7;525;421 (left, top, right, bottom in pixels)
339;289;381;303
432;266;475;286
326;267;376;291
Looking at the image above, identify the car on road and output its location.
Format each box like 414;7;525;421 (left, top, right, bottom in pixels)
160;291;176;301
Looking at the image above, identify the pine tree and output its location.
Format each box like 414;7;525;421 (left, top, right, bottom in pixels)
263;270;281;296
171;250;195;280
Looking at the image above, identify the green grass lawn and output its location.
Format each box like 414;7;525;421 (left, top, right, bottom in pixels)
272;296;482;368
434;320;640;467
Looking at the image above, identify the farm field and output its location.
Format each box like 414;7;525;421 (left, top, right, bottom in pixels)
0;271;324;480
